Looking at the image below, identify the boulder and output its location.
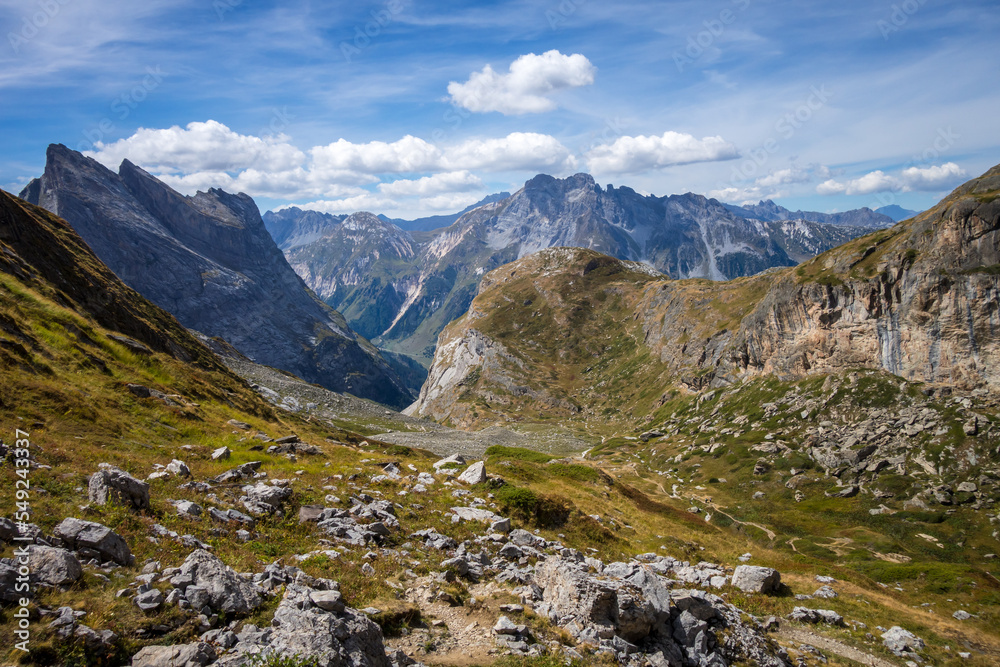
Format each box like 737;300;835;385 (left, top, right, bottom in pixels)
211;446;231;461
134;588;164;612
433;454;465;471
28;546;82;586
88;464;150;510
788;607;845;626
881;626;925;656
171;549;262;615
54;518;133;565
217;580;390;667
242;483;293;515
0;561;21;603
166;459;191;477
451;507;502;524
457;461;487;485
730;565;781;594
131;642;217;667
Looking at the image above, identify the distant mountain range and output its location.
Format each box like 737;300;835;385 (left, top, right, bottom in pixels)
20;144;415;408
264;173;896;368
876;204;921;221
378;193;512;232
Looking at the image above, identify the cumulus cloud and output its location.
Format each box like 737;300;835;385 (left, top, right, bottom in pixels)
86;120;305;173
900;162;967;190
377;171;483;196
311;135;442;174
446;132;577;172
586;131;738;174
816;163;967;196
447;50;596;115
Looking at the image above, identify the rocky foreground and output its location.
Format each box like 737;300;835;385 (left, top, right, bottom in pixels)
1;447;937;667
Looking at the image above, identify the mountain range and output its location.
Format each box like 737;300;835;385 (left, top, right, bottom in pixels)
266;173;895;367
20;144;415;408
408;163;1000;427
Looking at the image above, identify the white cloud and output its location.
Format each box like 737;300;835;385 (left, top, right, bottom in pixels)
586;131;738;174
447;50;596;115
277;193;398;216
755;167;811;188
816;163;966;196
900;162;967;190
377;171;483;196
85;120;305;173
446;133;577;172
310;135;442;174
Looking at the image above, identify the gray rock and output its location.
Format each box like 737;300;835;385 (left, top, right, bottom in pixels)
28;546;82;586
54;517;133;565
173;549;262;615
881;626;925;656
227;420;251;430
175;500;203;518
953;609;972;620
134;588;164;611
457;461;486;485
310;589;345;612
0;561;21;603
788;607;845;626
88;464;150;510
211;446;232;461
451;506;502;524
167;459;191;477
433;454;466;471
730;565;781;594
131;642;217;666
812;585;837;599
242;483;293;515
490;517;512;533
217;581;390;667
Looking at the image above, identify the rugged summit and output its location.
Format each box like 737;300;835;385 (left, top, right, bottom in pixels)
724;199;896;227
407;164;1000;426
20;144;413;408
276;173;880;365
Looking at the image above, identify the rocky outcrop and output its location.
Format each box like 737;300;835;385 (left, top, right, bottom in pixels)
54;518;133;565
20;145;413;408
169;549;262;615
530;553;789;667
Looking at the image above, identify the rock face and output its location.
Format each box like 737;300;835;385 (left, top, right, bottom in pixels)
20;144;413;408
89;464;150;510
531;554;789;666
213;572;390;667
273;173;880;365
170;549;262;615
131;642;217;667
408;165;1000;426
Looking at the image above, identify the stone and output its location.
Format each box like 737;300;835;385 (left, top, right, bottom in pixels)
299;505;326;523
882;626;925;656
310;589;345;612
175;500;203;518
957;481;977;493
28;546;82;586
730;565;781;594
788;607;845;627
451;506;502;524
490;517;512;534
130;642;217;667
167;459;191;477
812;585;837;599
211;446;231;461
953;610;972;620
88;464;150;510
242;483;293;515
457;461;487;485
493;615;520;635
134;588;164;611
218;581;391;667
227;419;251;430
433;454;466;471
54;517;133;565
172;549;262;615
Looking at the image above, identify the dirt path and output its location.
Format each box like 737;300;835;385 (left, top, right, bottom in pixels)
705;502;777;540
777;626;899;667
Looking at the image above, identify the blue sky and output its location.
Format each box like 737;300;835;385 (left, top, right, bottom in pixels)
2;0;998;219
